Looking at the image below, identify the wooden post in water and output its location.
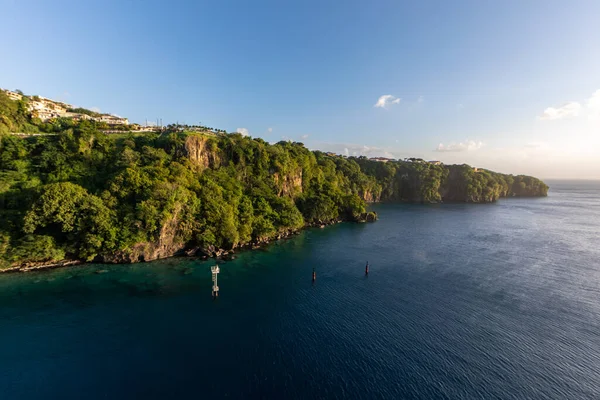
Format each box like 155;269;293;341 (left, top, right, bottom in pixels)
312;267;316;283
365;261;369;275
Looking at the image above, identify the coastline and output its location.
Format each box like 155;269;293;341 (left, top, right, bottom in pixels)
0;218;353;275
2;193;547;276
0;193;540;275
0;260;84;274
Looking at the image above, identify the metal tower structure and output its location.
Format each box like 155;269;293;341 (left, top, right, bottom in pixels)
211;265;220;298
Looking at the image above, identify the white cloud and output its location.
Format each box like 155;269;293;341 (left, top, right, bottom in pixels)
236;128;249;137
587;89;600;115
300;134;309;140
538;89;600;121
417;96;424;103
267;127;273;133
374;94;401;109
539;101;582;120
90;106;101;113
456;103;464;110
435;140;484;152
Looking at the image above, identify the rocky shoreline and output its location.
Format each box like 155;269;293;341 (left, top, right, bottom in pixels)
0;214;377;275
0;259;83;274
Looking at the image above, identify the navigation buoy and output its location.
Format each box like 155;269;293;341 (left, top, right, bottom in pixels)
211;265;220;298
365;261;369;275
312;268;316;283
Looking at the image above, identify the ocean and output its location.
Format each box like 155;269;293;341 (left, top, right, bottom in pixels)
1;180;599;399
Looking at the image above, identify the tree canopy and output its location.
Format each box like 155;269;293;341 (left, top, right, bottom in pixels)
0;93;548;268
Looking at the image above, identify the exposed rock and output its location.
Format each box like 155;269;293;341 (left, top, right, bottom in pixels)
0;259;82;274
185;247;200;256
98;203;187;263
356;211;378;223
272;169;303;197
182;135;221;170
359;190;381;203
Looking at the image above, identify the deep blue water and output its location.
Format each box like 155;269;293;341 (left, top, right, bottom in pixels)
1;180;600;399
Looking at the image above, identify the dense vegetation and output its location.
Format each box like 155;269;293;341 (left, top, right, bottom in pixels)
0;91;40;134
354;158;548;203
0;92;548;269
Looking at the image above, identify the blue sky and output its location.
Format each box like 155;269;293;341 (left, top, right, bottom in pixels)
2;0;600;178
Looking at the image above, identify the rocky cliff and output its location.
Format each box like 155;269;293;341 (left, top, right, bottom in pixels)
359;189;381;203
181;135;221;169
98;203;187;263
273;169;303;197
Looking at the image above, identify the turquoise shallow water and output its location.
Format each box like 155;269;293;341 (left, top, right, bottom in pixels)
1;180;600;399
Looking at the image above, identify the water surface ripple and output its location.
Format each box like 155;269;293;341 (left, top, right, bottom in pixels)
1;180;599;399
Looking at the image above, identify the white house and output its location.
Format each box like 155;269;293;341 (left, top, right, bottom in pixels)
99;115;129;125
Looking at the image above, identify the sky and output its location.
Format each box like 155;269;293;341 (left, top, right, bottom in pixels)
1;0;600;179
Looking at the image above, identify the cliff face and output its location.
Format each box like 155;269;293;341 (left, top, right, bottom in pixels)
273;169;303;197
182;135;221;169
98;203;187;263
359;189;381;203
439;166;488;202
439;165;548;203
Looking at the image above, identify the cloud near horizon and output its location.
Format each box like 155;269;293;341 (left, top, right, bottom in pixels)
587;89;600;115
539;102;582;120
374;94;400;109
435;140;484;152
539;90;600;120
236;128;249;136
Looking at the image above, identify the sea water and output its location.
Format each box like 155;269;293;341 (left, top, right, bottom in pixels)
1;180;599;399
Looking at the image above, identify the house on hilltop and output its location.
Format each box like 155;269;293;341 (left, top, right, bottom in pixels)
64;112;93;121
29;97;69;121
2;88;129;125
369;157;394;163
4;90;23;101
99;114;129;125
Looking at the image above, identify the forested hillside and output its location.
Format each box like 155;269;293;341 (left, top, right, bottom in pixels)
0;92;548;269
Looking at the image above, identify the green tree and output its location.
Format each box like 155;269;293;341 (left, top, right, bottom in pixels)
23;182;117;260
